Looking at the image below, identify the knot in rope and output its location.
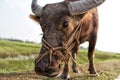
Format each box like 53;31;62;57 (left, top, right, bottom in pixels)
35;22;83;68
49;48;54;54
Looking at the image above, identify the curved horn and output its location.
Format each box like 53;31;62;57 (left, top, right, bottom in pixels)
68;0;105;15
31;0;42;17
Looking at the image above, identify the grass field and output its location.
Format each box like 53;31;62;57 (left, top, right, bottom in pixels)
0;40;120;80
0;40;40;58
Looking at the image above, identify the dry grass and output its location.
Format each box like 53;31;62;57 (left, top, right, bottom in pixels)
0;61;120;80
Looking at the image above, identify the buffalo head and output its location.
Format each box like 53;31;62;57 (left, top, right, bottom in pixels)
30;0;105;77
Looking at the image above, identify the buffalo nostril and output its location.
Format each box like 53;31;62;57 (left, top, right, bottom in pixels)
35;61;48;72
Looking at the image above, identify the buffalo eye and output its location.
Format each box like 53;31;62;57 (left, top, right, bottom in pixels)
63;21;69;28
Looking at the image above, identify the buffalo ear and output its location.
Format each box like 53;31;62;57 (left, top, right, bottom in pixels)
29;14;40;24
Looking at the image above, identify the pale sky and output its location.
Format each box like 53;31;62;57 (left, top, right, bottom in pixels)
0;0;120;53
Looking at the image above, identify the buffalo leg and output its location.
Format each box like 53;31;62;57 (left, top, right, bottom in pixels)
72;46;80;73
88;35;98;76
61;57;70;79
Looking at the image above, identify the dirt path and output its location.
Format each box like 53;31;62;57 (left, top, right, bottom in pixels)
0;61;120;80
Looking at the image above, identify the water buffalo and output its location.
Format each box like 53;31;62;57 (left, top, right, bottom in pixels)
30;0;105;79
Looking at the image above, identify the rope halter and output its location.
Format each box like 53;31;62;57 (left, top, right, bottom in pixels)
35;22;82;69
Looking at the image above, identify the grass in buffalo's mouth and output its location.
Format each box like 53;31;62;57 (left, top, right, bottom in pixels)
0;58;34;73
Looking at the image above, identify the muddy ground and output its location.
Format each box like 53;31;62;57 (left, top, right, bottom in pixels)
0;61;120;80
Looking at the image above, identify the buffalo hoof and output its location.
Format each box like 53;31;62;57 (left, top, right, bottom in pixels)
61;74;71;80
88;68;99;77
89;73;99;77
72;66;80;73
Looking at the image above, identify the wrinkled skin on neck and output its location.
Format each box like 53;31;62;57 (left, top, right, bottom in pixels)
34;2;83;77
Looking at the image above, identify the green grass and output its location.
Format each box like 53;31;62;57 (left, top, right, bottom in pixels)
0;58;34;73
76;50;120;64
0;40;40;73
0;39;120;79
0;40;40;58
0;51;119;73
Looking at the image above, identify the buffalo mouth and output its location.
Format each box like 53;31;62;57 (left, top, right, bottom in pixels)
35;65;62;77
